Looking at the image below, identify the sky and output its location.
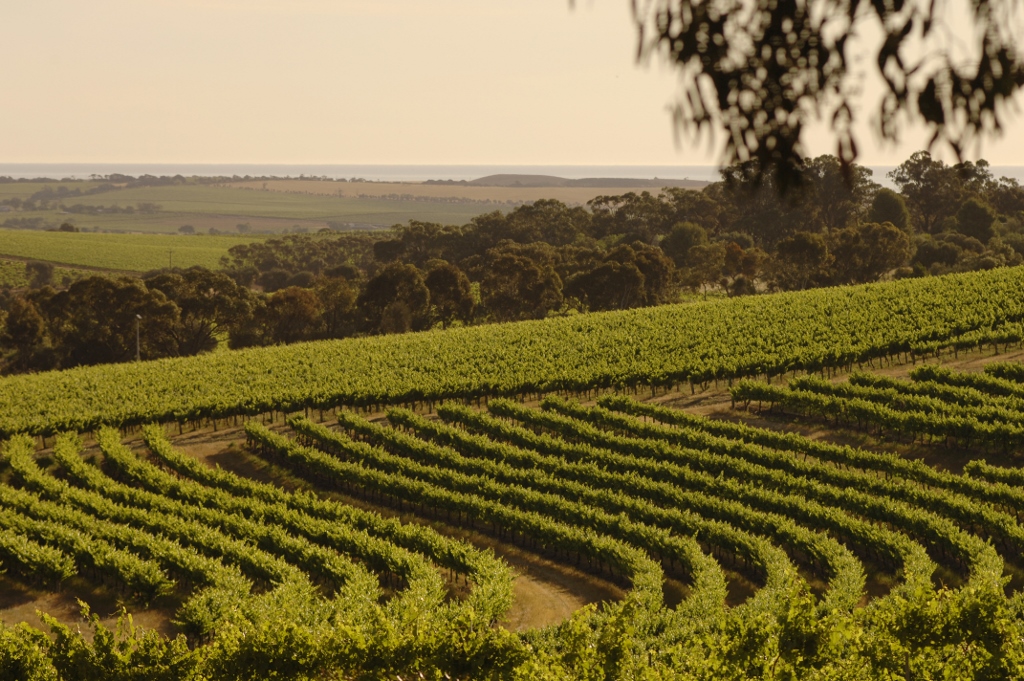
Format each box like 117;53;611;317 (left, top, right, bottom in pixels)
2;0;1023;167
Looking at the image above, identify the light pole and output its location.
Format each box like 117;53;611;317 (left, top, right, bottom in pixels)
135;314;142;362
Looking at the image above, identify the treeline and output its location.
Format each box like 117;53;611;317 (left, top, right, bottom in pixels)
2;151;1024;375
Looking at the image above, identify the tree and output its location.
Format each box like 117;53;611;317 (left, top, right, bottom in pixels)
481;248;563;322
614;242;676;305
25;261;54;289
768;233;832;290
262;287;323;344
357;262;430;334
286;271;316;288
30;277;180;367
1;297;49;373
682;242;727;298
315;276;359;339
799;156;877;231
714;163;818;247
632;0;1024;186
722;242;767;285
379;301;414;334
912;234;968;273
888;152;972;233
828;222;913;284
259;269;293;293
565;260;646;311
424;262;475;328
663;187;721;234
372;239;404;263
660;222;707;268
868;189;911;232
502;199;591;246
588;192;672;242
985;177;1024;217
394;221;452;264
955;199;997;243
145;267;255;356
178;225;195;235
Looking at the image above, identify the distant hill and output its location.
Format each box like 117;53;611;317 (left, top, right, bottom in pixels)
425;174;709;189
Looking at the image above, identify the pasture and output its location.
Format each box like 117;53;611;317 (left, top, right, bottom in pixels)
2;183;500;234
0;229;267;272
225;179;698;205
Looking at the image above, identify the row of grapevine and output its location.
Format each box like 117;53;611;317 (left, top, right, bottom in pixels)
428;403;932;603
2;265;1024;438
293;413;743;616
510;398;1007;585
140;425;517;625
0;429;531;678
603;393;1024;517
349;408;865;614
0;436;253;638
3;391;1024;678
244;420;667;612
271;399;1022;678
734;378;1024;450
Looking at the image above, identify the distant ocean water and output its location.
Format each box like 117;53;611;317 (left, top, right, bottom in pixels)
3;163;1024;186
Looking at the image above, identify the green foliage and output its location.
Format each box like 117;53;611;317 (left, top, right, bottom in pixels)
1;266;1024;436
957;198;998;243
868;188;912;232
3;260;1024;678
0;623;57;681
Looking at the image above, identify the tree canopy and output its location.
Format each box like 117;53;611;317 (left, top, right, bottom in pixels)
632;0;1024;186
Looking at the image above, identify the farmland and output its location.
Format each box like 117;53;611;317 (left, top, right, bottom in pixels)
0;176;707;246
50;184;493;226
225;178;701;205
0;181;535;238
0;229;268;273
1;266;1024;679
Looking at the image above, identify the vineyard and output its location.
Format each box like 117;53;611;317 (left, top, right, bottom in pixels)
3;265;1024;438
2;267;1024;679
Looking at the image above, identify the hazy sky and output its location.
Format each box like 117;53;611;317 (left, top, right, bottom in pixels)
3;0;1023;166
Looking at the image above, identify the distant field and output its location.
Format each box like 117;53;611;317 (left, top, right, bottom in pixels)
0;181;109;200
0;258;107;289
0;179;709;238
4;210;331;235
0;230;267;272
52;185;493;227
224;179;693;205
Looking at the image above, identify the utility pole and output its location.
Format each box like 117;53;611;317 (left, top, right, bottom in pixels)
135;314;142;361
169;249;173;269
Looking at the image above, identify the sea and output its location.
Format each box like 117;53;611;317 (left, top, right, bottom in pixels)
3;163;1024;187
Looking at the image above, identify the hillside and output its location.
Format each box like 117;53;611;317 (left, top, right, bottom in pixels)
1;265;1021;436
2;266;1024;680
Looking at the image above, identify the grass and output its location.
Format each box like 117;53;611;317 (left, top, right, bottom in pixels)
0;181;109;200
0;258;108;289
226;179;684;206
1;182;500;235
0;230;269;272
0;260;29;287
